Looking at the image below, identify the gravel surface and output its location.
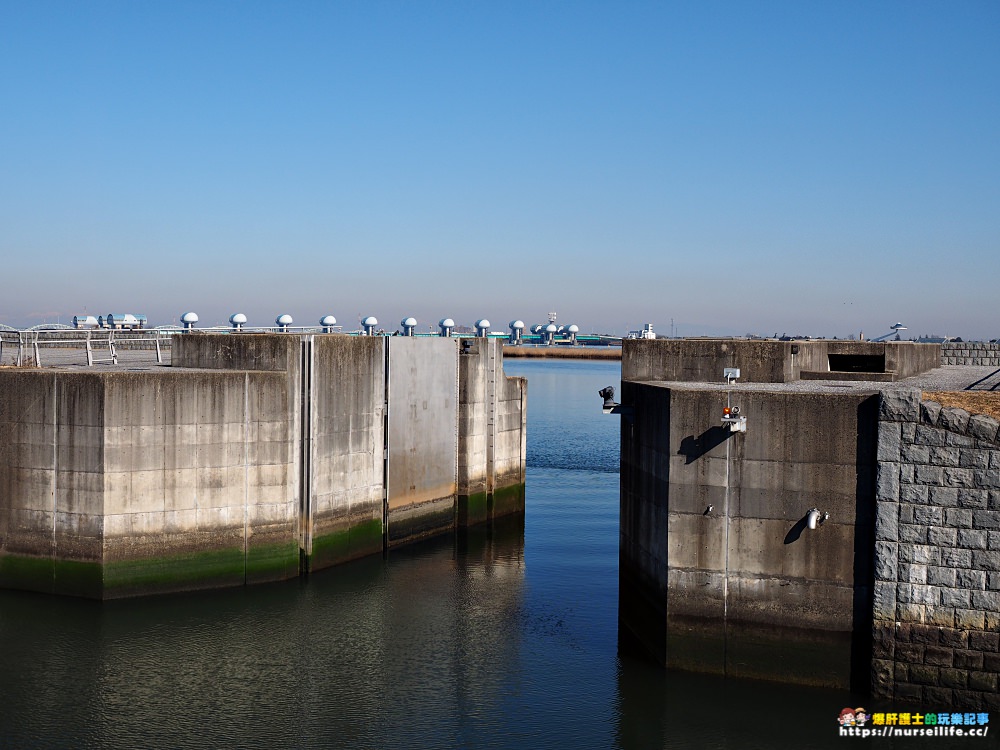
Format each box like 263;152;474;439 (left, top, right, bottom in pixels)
651;365;1000;395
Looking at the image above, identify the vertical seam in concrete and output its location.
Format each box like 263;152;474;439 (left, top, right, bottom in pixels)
51;374;57;584
300;337;314;558
486;339;496;499
723;390;732;673
382;338;390;553
243;371;249;584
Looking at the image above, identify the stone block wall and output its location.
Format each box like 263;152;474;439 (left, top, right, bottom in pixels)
941;342;1000;366
873;389;1000;710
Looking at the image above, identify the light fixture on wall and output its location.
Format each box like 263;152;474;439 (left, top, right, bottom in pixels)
806;508;830;529
599;386;632;419
599;386;618;410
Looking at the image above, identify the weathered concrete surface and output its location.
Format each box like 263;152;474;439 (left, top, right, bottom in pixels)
619;338;998;700
386;336;459;544
101;370;299;596
307;335;385;570
459;338;527;526
0;369;299;598
0;333;527;598
0;372;106;597
172;332;298;372
622;339;819;383
622;339;941;384
619;380;878;689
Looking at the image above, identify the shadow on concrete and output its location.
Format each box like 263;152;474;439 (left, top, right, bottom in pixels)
851;394;879;695
677;426;732;464
965;367;1000;391
783;517;808;545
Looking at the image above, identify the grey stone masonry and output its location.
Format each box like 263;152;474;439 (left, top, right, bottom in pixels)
941;342;1000;366
874;388;1000;710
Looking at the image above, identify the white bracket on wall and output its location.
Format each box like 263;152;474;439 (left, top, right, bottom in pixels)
722;368;746;432
721;408;747;432
599;386;634;420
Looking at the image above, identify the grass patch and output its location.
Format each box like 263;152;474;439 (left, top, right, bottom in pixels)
923;391;1000;421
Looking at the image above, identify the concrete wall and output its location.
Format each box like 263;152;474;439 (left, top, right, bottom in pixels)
622;339;817;383
886;342;944;379
386;337;459;544
0;372;106;597
0;369;299;598
622;339;941;384
616;339;992;699
172;331;299;372
306;335;385;570
620;381;877;689
941;342;1000;366
101;370;299;596
0;333;527;598
826;341;942;380
457;338;527;525
873;390;1000;710
493;350;528;516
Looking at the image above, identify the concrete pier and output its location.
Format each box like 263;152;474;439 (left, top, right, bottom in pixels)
616;339;943;690
618;338;1000;708
0;334;526;598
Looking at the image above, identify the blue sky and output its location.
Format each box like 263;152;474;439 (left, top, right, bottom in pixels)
2;1;997;338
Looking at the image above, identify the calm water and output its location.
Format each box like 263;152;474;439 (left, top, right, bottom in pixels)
0;358;866;749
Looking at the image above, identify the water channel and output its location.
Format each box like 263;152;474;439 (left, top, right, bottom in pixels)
0;358;868;748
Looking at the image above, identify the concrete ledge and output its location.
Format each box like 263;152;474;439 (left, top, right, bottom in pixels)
801;371;897;382
623;339;940;383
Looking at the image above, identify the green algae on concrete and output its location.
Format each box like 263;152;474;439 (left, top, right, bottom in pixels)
308;517;383;573
53;559;103;599
0;555;56;595
489;483;525;518
245;539;300;584
0;556;103;599
103;546;247;599
457;491;488;527
459;483;525;529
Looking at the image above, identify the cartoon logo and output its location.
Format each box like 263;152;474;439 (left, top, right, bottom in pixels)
855;708;868;727
839;708;856;726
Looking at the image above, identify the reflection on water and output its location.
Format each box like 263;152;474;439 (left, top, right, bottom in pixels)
0;358;859;749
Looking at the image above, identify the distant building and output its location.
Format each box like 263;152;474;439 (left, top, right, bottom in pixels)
626;323;656;340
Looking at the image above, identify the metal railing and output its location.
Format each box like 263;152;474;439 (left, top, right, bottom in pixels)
0;328;176;368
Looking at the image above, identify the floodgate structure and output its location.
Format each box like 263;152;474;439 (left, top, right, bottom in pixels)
0;334;526;599
616;339;1000;710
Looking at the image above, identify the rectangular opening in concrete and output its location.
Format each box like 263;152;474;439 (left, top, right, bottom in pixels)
828;353;885;373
